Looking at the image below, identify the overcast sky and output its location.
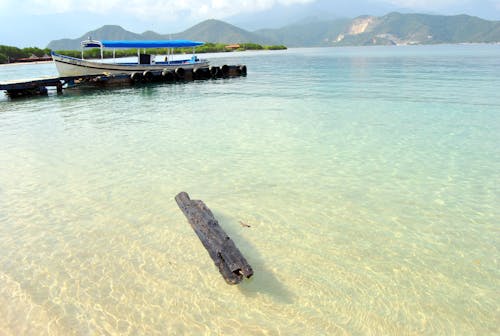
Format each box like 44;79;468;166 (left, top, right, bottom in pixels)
1;0;499;47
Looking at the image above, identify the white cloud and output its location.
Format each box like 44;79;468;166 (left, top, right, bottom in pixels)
1;0;498;22
0;0;316;18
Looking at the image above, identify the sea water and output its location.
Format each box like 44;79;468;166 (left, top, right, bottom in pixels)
0;45;499;335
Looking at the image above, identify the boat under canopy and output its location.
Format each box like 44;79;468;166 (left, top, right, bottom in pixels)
52;39;209;77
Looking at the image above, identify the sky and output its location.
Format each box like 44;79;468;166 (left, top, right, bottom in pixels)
0;0;499;48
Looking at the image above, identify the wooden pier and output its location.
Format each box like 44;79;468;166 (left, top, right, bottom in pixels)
0;74;107;97
0;64;247;98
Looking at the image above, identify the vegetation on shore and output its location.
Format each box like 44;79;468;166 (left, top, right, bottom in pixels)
0;43;286;64
56;42;286;59
0;45;51;64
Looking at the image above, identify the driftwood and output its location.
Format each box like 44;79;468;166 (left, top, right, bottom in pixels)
175;192;253;285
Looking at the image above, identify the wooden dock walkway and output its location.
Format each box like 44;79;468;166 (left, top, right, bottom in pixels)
0;64;247;98
0;76;65;95
0;74;130;97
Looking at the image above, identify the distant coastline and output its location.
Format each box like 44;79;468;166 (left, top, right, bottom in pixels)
0;46;52;65
46;13;500;50
0;60;53;67
0;43;286;65
3;12;498;63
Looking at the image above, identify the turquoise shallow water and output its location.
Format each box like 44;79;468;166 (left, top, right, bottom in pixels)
0;45;499;335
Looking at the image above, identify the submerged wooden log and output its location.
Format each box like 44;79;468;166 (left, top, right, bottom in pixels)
175;192;253;285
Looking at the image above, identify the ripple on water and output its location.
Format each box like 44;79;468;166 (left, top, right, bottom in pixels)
1;45;499;335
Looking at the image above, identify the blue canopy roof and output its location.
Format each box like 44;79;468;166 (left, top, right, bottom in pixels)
99;40;204;48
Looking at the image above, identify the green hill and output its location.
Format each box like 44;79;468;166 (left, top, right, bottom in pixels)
312;12;500;46
170;19;275;45
47;25;143;50
47;20;275;50
373;12;500;44
256;18;351;47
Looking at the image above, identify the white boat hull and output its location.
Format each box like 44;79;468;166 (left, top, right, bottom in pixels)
52;53;209;77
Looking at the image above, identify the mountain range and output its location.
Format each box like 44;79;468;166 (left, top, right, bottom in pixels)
47;12;500;50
